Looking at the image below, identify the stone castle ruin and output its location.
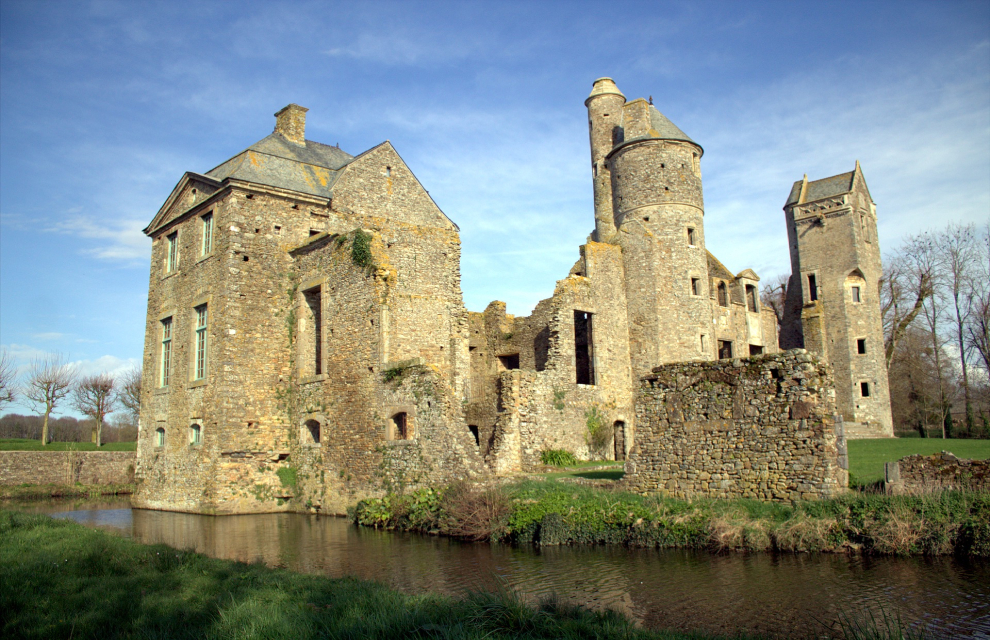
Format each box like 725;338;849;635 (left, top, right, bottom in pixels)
134;79;888;514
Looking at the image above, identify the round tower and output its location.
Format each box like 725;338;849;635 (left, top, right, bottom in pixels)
585;78;626;243
608;97;712;372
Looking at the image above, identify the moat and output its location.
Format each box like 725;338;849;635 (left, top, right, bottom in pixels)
16;498;988;638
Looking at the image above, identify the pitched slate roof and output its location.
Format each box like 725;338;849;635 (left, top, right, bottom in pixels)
206;133;355;198
785;171;855;207
649;106;699;147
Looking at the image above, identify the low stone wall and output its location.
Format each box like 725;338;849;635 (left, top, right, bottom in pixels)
0;451;136;486
622;350;847;501
885;452;989;495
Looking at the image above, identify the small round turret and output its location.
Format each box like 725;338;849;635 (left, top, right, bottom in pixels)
586;78;626;242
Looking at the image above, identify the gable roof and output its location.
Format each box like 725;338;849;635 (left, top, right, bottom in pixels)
785;163;871;207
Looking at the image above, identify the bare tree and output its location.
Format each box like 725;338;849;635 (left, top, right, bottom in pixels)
940;223;980;432
23;353;77;445
760;273;789;334
118;368;141;424
73;373;118;448
881;249;933;370
0;348;17;411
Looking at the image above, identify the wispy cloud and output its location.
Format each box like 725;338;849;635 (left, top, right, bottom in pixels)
45;216;149;261
32;332;67;341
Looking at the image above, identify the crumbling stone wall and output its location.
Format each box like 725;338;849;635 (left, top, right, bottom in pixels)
885;452;989;495
0;451;135;486
623;350;847;501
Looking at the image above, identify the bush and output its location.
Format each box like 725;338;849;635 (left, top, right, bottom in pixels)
351;229;375;269
584;405;611;460
540;449;577;467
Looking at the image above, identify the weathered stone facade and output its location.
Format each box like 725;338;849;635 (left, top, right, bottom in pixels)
885;452;990;495
134;78;875;514
0;451;136;486
781;165;893;438
623;350;848;501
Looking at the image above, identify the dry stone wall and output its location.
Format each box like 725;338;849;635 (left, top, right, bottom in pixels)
623;350;847;501
0;451;135;486
885;452;990;495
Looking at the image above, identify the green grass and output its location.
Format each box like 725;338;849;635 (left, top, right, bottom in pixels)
0;438;136;452
0;510;742;640
0;484;135;501
848;438;990;485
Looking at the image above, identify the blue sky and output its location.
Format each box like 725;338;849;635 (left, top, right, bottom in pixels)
1;0;988;416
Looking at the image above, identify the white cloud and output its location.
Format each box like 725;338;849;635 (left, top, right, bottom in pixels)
31;332;67;341
45;216;150;261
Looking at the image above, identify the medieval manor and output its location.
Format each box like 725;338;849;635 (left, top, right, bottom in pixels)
134;78;891;514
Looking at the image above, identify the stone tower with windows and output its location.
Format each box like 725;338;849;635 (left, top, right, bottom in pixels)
780;163;893;437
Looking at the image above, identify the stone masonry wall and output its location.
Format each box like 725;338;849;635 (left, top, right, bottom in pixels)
623;350;847;501
0;451;136;486
885;452;990;495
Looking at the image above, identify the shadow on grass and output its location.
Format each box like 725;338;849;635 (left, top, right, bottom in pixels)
571;470;625;480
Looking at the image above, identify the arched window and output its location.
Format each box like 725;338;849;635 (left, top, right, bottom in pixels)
189;424;201;446
391;412;409;440
845;270;866;305
745;285;759;312
304;419;321;445
155;427;165;448
717;282;728;307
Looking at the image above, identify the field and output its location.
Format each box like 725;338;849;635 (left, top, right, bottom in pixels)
0;438;136;452
848;438;990;484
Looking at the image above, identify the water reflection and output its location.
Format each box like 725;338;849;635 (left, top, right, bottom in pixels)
26;502;990;639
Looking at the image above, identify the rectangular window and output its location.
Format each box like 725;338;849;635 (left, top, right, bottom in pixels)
194;304;208;380
749;344;764;356
700;334;708;353
166;232;178;273
497;354;520;370
808;274;818;301
851;286;861;303
574;310;595;385
860;381;871;397
718;340;733;359
857;338;867;354
201;213;213;256
691;277;702;296
746;284;758;312
687;227;696;246
160;317;172;387
303;286;322;375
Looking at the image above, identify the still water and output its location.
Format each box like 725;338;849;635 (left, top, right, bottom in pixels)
21;499;990;638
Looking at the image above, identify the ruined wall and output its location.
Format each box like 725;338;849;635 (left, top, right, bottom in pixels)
0;451;136;486
885;452;990;495
623;350;847;501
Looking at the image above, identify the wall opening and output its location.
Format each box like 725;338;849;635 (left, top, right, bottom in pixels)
687;227;696;245
717;282;728;307
808;274;818;301
155;427;165;448
468;425;480;446
718;340;733;359
497;354;520;370
749;344;764;356
190;424;201;446
534;326;550;372
746;285;758;312
613;421;626;461
857;338;867;354
303;285;322;375
691;278;702;296
851;286;861;303
574;310;595;385
391;412;410;440
304;419;321;444
860;382;871;398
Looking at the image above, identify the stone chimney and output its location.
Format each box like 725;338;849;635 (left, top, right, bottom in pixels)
274;104;308;145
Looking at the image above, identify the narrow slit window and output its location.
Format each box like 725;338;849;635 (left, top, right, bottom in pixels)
574;310;595;385
860;382;871;397
194;304;208;380
166;232;178;273
700;334;708;353
201;212;213;256
155;427;165;448
746;284;758;312
687;227;696;245
304;286;323;375
190;424;202;446
691;278;702;296
857;338;867;355
808;274;818;301
160;317;172;387
851;286;861;303
717;282;728;307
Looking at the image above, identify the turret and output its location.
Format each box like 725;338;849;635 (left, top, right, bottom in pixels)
586;78;626;243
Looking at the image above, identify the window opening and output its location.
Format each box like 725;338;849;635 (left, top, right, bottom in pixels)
691;278;702;296
155;427;165;448
808;274;818;301
194;304;208;380
160;317;172;387
391;412;409;440
201;212;213;256
303;286;323;375
700;334;708;353
166;232;178;273
574;310;595;385
749;344;764;356
468;425;480;446
717;282;728;307
613;421;626;461
190;424;201;446
497;354;519;370
687;227;696;245
851;286;861;303
309;229;320;237
860;382;871;397
718;340;733;359
857;339;867;355
304;419;321;445
746;284;758;312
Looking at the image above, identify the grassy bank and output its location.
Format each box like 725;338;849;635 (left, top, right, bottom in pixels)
355;480;990;556
848;439;990;485
0;483;134;501
0;438;137;451
0;510;745;640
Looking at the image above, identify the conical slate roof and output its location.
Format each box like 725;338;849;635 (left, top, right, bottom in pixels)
649;105;699;147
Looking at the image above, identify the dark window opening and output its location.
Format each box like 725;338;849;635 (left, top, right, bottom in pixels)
468;425;480;446
860;382;871;397
718;340;733;359
687;227;696;245
574;310;595;385
305;419;321;444
391;412;409;440
746;284;758;312
304;286;322;375
498;354;520;370
717;282;728;307
691;278;702;296
857;339;867;354
808;274;818;301
613;421;626;461
749;344;764;356
309;229;320;236
534;326;550;372
851;286;861;303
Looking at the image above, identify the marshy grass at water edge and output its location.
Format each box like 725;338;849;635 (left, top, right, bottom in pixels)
354;480;990;556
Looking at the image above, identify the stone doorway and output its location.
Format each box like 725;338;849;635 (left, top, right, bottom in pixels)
613;420;626;461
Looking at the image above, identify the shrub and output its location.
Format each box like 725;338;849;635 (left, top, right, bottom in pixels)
584;405;611;460
540;449;577;467
441;481;510;541
351;229;374;269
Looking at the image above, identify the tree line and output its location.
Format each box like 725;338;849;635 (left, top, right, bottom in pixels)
0;351;140;446
763;222;990;438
